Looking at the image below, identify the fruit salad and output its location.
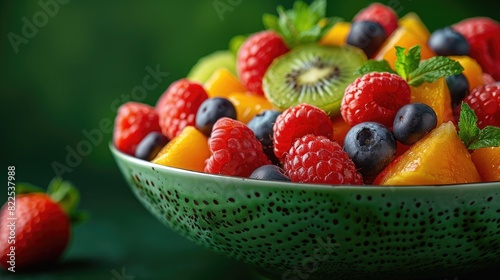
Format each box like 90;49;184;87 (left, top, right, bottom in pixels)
113;1;500;186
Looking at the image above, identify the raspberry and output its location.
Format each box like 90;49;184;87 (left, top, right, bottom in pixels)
483;73;497;85
341;72;411;127
156;79;208;140
452;17;500;81
353;3;398;37
462;84;500;128
205;118;271;177
283;134;363;185
237;30;289;95
113;102;161;155
273;103;333;160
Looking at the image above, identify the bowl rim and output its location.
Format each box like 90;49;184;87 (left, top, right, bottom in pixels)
110;142;500;191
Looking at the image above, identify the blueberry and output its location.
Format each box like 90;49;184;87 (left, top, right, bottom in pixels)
347;21;386;58
428;27;469;56
343;122;397;177
247;110;282;165
393;103;437;145
446;73;469;108
250;165;290;182
135;132;169;161
196;97;237;137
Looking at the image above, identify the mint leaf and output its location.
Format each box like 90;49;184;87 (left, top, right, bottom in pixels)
458;102;500;150
263;0;341;48
458;102;480;148
408;56;464;87
309;0;327;18
468;126;500;150
355;59;396;75
394;45;421;80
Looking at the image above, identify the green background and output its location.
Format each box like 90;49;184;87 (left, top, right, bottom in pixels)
0;0;498;279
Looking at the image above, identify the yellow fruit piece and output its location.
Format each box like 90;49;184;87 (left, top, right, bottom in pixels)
228;92;275;124
204;67;247;98
398;12;430;42
152;126;210;172
410;78;454;126
471;147;500;182
448;56;484;91
331;115;351;147
376;122;481;186
319;22;351;46
374;26;435;69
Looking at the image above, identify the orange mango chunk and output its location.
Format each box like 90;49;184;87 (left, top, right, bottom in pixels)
228;92;275;124
374;26;435;69
375;122;481;186
410;78;454;126
204;67;247;98
152;126;210;172
319;22;351;46
331;115;351;147
471;147;500;182
448;56;484;91
398;12;430;42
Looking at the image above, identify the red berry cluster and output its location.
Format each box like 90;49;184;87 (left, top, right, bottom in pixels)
341;72;411;127
462;84;500;128
204;117;270;177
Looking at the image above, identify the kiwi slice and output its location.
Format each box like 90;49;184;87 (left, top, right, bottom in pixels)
263;44;367;116
187;50;237;83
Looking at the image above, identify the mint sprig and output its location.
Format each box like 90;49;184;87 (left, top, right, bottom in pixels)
354;45;464;86
407;56;464;86
263;0;341;48
395;45;421;80
355;60;396;76
458;102;500;150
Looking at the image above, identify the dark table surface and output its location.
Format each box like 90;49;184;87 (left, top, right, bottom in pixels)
1;170;499;280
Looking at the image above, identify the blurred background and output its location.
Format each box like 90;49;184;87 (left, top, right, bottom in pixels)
0;0;498;279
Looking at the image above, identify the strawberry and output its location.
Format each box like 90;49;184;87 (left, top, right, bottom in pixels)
353;3;398;37
341;72;411;127
462;84;500;128
283;134;363;185
156;79;208;140
273;103;333;161
452;17;500;81
204;117;270;177
237;30;289;95
113;102;161;155
0;178;84;271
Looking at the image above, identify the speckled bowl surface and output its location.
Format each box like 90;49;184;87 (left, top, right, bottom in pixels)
111;143;500;280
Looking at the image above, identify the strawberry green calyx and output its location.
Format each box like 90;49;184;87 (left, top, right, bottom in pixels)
263;0;341;48
16;177;87;225
15;182;45;195
458;102;500;150
47;177;88;225
47;177;79;213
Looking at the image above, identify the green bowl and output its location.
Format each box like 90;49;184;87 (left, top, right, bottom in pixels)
110;144;500;280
